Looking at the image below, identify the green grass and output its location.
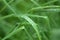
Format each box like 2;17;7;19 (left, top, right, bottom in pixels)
0;0;60;40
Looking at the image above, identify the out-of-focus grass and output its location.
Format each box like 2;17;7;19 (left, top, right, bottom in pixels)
0;0;60;40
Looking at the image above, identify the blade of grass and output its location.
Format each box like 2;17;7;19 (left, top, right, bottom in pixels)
31;0;40;6
27;14;51;33
24;27;34;40
0;0;14;13
0;14;14;21
2;26;25;40
27;6;60;12
21;15;41;40
27;14;51;40
42;0;58;5
26;14;47;18
3;0;17;15
7;23;21;34
32;6;60;10
50;17;58;27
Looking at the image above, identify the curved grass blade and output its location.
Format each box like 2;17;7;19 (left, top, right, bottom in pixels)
21;15;41;40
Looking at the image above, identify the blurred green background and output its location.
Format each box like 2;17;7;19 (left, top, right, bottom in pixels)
0;0;60;40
